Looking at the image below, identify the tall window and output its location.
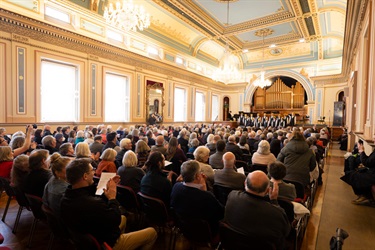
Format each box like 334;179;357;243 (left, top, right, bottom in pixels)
195;91;205;121
41;60;79;122
212;95;219;121
174;87;187;122
105;73;129;122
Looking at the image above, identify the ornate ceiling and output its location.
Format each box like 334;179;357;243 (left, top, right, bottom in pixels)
1;0;347;83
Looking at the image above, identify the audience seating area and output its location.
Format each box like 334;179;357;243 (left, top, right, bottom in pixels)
0;123;332;249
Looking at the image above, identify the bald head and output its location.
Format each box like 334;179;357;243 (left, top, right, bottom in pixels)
245;171;270;196
223;152;235;168
155;135;164;145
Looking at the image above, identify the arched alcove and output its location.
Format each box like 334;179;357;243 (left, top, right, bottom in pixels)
244;70;314;105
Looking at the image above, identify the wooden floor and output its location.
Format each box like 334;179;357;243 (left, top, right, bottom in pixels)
0;142;374;249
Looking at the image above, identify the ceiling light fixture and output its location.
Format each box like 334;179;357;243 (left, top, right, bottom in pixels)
103;0;150;32
212;0;241;84
253;29;272;89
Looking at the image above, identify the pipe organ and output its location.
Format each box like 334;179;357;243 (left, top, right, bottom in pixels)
253;77;306;115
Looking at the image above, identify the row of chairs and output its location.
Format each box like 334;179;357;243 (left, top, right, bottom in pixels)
0;177;112;249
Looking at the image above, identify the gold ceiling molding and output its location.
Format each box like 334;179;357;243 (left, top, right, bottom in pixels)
214;0;238;2
151;18;191;43
254;28;274;38
311;0;369;85
224;11;295;36
0;8;225;88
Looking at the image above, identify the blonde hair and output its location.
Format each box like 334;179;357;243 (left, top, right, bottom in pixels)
49;152;71;178
100;148;117;161
135;140;150;154
75;142;91;158
0;146;13;162
123;150;138;167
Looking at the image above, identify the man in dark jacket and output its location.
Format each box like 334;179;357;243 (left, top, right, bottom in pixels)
61;158;157;249
224;171;290;248
225;135;243;160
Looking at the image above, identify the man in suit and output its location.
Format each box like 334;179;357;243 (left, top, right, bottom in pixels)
214;152;246;190
224;171;290;248
225;135;243;160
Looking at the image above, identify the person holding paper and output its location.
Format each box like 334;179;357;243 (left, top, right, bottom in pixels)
61;158;157;250
214;152;246;190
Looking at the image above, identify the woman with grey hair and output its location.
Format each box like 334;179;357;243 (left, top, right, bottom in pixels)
193;146;214;190
117;151;145;193
251;140;276;166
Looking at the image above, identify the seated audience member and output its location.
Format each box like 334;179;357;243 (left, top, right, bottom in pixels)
11;155;29;190
237;135;250;153
59;143;76;159
75;142;98;169
135;140;151;168
117;151;145;194
89;135;104;157
34;129;43;145
177;130;189;154
171;160;224;235
140;151;173;207
68;130;76;145
42;153;70;215
270;131;284;158
166;137;187;175
193;146;215;190
61;158;157;249
75;130;85;145
205;134;216;155
84;131;94;145
24;149;52;197
96;148;117;177
42;135;58;155
225;135;243;160
349;135;375;205
268;161;296;201
224;171;290;248
252;140;277;166
0;146;14;179
214;152;246;190
102;132;120;153
115;138;133;168
42;125;53;137
150;135;167;156
187;138;200;154
0;127;10;146
10;125;33;157
146;130;155;147
209;140;226;169
247;131;257;153
54;133;65;150
277;131;316;187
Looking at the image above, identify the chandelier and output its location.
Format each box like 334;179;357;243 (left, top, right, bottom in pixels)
212;1;241;84
103;0;151;32
253;29;272;88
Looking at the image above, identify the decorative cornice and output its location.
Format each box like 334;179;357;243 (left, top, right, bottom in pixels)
0;8;226;88
311;0;369;85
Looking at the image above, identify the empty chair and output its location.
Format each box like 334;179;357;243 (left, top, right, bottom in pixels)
176;216;219;249
137;192;176;249
10;184;30;233
116;185;140;213
0;177;14;222
213;184;233;206
42;204;71;250
219;221;276;250
25;193;46;248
